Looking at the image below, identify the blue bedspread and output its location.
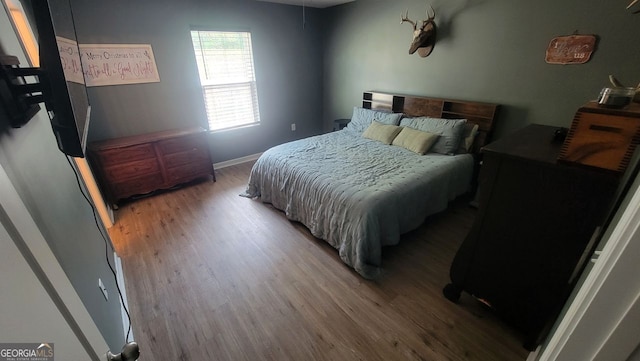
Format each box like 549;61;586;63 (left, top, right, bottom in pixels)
241;130;473;279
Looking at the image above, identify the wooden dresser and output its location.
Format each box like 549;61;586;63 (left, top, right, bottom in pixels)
443;124;620;350
88;127;215;207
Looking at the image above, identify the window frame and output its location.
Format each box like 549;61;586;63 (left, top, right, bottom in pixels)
2;0;39;66
189;28;261;132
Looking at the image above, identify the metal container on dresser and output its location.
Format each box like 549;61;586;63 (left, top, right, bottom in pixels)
443;124;622;350
88;127;215;208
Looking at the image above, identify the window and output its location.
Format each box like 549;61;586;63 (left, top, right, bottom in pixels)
190;30;260;131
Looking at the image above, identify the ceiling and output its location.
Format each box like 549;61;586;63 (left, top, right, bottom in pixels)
255;0;355;8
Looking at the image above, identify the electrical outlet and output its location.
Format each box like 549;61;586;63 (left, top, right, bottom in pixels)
98;278;108;301
291;123;296;131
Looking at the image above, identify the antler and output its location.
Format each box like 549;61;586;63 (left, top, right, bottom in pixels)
427;5;435;20
401;10;417;29
421;6;436;30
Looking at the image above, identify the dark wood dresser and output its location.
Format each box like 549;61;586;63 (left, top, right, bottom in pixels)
89;127;215;207
444;124;620;350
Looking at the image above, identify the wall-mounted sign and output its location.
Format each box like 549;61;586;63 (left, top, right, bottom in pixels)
78;44;160;87
56;36;85;84
545;35;597;65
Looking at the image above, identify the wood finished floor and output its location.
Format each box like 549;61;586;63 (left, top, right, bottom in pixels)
109;162;528;361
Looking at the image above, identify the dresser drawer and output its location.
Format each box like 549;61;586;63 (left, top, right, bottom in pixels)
102;158;161;183
96;143;156;167
111;173;164;199
157;134;207;155
163;147;211;168
166;162;212;184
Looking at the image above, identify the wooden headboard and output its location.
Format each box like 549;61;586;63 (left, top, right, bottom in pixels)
362;91;500;153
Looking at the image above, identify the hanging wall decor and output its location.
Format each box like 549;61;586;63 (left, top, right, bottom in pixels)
56;36;85;84
401;4;437;58
78;44;160;87
545;34;597;65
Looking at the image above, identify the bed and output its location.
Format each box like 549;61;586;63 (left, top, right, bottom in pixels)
241;92;499;279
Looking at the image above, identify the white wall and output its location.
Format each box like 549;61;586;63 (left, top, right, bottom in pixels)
0;213;91;360
0;161;113;359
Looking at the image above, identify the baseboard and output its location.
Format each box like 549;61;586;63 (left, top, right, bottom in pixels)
213;153;262;169
114;253;134;342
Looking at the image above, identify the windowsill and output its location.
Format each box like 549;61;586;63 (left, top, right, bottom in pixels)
209;122;260;133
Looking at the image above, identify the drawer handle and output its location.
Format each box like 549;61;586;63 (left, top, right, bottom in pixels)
589;124;622;133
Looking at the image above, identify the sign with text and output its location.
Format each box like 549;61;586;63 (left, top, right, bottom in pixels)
56;36;84;84
79;44;160;87
545;35;597;65
0;343;54;361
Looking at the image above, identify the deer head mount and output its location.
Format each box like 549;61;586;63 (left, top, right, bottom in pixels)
401;5;437;58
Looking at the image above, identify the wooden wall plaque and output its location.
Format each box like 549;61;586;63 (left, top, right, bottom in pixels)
545;35;596;65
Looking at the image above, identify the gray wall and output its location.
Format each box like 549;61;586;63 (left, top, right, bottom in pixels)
629;342;640;361
0;117;125;353
0;10;124;351
322;0;640;138
71;0;324;163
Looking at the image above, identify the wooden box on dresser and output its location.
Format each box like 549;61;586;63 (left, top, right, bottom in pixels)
443;124;621;350
88;127;215;208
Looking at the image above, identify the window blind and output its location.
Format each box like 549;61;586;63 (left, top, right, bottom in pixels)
190;30;260;131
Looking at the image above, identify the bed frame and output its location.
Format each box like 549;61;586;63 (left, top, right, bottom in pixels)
362;91;500;153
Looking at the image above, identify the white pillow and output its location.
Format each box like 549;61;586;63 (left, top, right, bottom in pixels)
392;127;440;154
362;121;403;145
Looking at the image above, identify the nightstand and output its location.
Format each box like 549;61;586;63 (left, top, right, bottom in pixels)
333;118;350;131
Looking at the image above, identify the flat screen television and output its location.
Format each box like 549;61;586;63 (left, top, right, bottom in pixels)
23;0;90;157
